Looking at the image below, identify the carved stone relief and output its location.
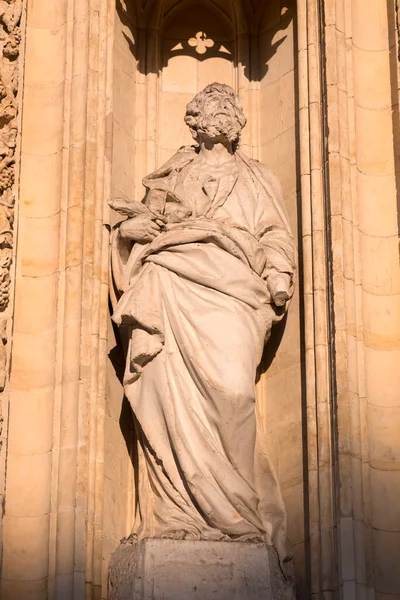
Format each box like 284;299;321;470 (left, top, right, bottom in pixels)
0;0;22;417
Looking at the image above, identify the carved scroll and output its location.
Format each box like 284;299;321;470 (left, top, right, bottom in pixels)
0;0;22;392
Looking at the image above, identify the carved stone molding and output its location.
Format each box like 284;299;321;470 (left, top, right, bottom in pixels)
0;0;22;395
0;0;22;577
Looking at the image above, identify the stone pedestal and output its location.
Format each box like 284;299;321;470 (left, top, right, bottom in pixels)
109;538;295;600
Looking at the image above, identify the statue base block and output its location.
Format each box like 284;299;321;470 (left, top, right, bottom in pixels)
109;538;295;600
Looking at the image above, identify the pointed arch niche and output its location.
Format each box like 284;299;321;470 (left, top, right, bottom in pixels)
106;0;306;595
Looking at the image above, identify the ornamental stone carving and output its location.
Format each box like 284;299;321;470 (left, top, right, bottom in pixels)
0;0;22;392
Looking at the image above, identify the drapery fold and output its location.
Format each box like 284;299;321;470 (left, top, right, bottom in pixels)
110;148;296;562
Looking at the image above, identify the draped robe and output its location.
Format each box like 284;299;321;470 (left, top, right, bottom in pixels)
111;146;296;561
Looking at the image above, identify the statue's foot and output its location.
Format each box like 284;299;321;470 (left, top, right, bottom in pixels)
162;529;192;540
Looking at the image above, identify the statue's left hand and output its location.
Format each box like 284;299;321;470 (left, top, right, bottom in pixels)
119;215;166;243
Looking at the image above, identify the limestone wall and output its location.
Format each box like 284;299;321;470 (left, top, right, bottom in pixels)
324;0;400;596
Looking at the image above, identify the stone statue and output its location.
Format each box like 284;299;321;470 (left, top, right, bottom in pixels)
110;83;296;568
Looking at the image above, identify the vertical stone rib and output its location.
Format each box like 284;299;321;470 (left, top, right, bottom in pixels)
297;1;319;594
51;0;89;596
85;0;115;596
297;0;336;596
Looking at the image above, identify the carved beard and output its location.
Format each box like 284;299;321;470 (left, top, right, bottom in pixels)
196;113;240;145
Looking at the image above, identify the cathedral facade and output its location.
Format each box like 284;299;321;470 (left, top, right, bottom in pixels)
0;1;399;598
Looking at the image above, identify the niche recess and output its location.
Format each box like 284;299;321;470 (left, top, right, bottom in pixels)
105;0;306;596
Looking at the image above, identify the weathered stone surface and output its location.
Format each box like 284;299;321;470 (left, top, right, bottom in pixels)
109;539;295;600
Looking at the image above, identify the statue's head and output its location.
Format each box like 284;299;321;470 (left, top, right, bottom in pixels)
184;83;246;151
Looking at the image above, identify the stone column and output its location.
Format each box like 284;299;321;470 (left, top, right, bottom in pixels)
322;0;370;596
351;0;400;595
1;1;68;597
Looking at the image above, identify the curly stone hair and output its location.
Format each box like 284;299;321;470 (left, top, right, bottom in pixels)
184;83;247;151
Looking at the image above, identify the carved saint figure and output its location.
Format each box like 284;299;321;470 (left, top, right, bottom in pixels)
110;83;296;562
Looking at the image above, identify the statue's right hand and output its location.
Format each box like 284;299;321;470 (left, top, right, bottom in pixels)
119;215;165;243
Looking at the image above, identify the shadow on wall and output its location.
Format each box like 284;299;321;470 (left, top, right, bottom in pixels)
256;313;288;381
115;0;295;82
387;0;400;235
108;315;140;506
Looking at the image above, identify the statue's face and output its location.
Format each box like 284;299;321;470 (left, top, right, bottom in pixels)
196;92;239;145
202;92;235;122
185;84;246;148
